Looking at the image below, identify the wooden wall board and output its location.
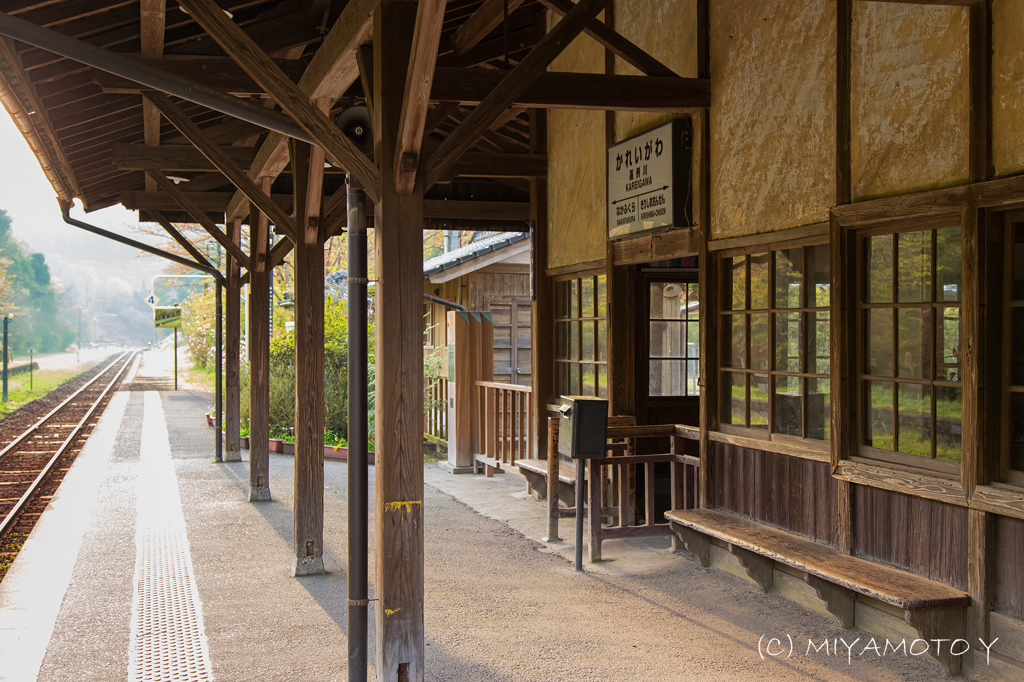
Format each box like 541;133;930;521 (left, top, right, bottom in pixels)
611;0;698;142
852;484;969;590
993;514;1024;620
992;0;1024;177
851;3;970;201
708;0;836;240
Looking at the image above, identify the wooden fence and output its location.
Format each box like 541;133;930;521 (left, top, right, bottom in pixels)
424;374;448;447
474;380;532;475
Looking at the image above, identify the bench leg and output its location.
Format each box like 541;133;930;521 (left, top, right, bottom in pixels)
805;575;855;629
670;523;710;567
730;545;774;593
905;607;965;676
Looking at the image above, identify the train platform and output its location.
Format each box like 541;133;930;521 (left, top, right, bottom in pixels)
0;350;953;681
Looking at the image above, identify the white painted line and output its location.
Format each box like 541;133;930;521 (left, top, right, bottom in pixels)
0;391;130;682
127;392;213;681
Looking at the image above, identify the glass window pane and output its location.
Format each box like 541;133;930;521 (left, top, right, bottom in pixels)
555;321;568;360
897;383;931;457
897;230;932;303
581;277;595;318
750;253;770;309
1010;393;1024;471
581;363;596;396
750;313;769;370
774;375;803;436
722;372;746;425
807;378;831;441
1013;308;1024;386
775;312;802;373
650;359;684;397
1013;224;1024;301
808;311;830;375
722;314;746;368
807;244;830;308
775;248;803;309
569;321;578;361
935;227;962;302
557;362;568;396
570;279;578;318
866;309;893;377
686;320;700;359
597;365;608;399
936;306;961;382
650;320;684;359
750;373;769;429
687;359;700;396
581;321;595;361
867;234;893;303
866;381;894;449
597;320;607;362
936;386;961;462
555;280;568;318
597;275;607;316
569;363;579;395
729;256;747;310
897;308;932;380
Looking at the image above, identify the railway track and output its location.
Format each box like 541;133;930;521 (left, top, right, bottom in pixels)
0;350;137;580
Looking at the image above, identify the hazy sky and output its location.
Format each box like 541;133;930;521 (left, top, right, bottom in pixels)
0;111;167;296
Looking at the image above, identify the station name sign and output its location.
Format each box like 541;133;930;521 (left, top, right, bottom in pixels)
607;118;693;240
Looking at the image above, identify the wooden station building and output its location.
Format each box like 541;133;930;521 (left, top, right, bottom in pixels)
2;0;1024;679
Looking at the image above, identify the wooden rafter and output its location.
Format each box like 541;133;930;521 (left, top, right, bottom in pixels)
146;169;251;269
423;0;612;188
111;143;257;170
145;91;298;243
394;0;446;194
537;0;677;78
224;0;377;222
146;210;214;268
451;0;526;55
175;0;380;202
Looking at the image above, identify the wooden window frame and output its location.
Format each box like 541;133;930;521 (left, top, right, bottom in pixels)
715;234;831;454
645;275;701;398
553;268;609;399
1000;209;1024;488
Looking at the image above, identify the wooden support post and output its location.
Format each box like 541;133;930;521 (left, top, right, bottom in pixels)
544;418;561;542
373;3;425;679
968;508;992;643
290;139;326;577
588;458;602;562
248;207;271;501
528;105;551;462
224;217;242;462
445;311;475;472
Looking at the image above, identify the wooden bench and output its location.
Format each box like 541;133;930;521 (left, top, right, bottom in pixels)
666;508;970;675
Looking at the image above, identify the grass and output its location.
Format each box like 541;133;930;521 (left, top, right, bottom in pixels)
0;367;90;419
182;362;216;393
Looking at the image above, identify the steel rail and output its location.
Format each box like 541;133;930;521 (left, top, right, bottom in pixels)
0;350;132;463
0;351;136;540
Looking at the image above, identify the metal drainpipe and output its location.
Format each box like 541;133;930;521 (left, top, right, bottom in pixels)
422;293;465;311
215;251;224;463
346;175;368;682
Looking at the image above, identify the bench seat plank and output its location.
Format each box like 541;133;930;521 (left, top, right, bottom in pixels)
666;508;969;610
515;458;576;485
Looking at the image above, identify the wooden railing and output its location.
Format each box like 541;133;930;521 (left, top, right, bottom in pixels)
424;374;448;447
543;419;700;562
474;380;532;475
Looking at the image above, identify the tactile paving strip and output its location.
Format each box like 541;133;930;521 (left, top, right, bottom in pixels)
128;393;213;681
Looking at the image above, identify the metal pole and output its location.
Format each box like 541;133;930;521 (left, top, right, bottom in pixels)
2;317;8;403
346;175;368;682
174;327;178;391
575;459;585;571
215;271;224;463
78;307;81;362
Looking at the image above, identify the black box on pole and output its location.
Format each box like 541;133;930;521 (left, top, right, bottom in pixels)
557;396;609;460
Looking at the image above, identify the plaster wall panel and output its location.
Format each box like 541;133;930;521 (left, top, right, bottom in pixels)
993;0;1024;177
851;3;969;201
547;13;606;270
612;0;698;142
709;0;835;240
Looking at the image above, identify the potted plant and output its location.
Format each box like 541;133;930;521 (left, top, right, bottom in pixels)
282;428;295;455
239;423;250;450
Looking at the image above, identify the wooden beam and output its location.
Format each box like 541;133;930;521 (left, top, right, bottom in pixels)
695;0;713;509
836;0;851;206
140;0;164;192
145;170;251;269
123;190;292;213
224;0;377;221
177;0;381;202
430;68;709;112
422;199;529;221
93;57;308;95
224;216;243;461
423;0;612;188
288;138;326;577
968;0;990;183
145;92;300;242
394;0;446;195
111;143;258;171
451;0;527;55
253;178;271;271
146;210;214;268
247;260;271;501
537;0;677;78
450;151;546;178
528;105;551;463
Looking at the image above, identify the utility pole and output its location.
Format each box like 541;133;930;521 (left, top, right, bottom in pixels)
78;306;82;361
2;315;12;402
